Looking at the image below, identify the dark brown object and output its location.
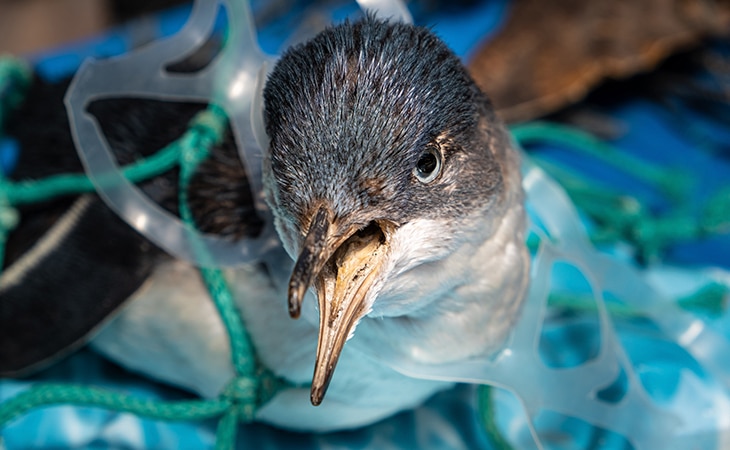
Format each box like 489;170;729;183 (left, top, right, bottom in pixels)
469;0;730;123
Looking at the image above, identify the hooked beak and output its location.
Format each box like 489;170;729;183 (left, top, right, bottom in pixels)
288;205;390;406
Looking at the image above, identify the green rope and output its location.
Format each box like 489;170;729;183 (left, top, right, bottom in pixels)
514;122;730;262
3;140;181;206
677;282;729;318
177;105;257;377
511;122;692;201
215;410;240;450
702;187;730;235
175;104;292;443
547;282;728;319
478;386;514;450
207;270;258;379
175;107;258;379
175;105;260;449
0;384;231;425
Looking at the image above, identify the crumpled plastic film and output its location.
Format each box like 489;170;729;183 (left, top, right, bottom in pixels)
371;160;730;450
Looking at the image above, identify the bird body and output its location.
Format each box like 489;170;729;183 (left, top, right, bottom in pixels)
93;17;529;431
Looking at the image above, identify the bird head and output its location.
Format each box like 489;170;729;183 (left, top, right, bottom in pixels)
262;17;522;406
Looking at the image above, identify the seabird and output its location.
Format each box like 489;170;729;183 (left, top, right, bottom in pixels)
1;17;529;432
262;16;529;407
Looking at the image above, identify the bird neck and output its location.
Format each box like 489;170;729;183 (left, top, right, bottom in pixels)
353;193;530;366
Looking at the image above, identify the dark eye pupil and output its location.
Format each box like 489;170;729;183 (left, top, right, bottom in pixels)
417;152;437;175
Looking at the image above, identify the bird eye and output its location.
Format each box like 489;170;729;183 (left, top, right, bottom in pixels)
413;145;442;184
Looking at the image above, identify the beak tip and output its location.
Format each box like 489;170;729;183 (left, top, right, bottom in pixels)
310;387;324;406
289;304;301;319
310;367;334;406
